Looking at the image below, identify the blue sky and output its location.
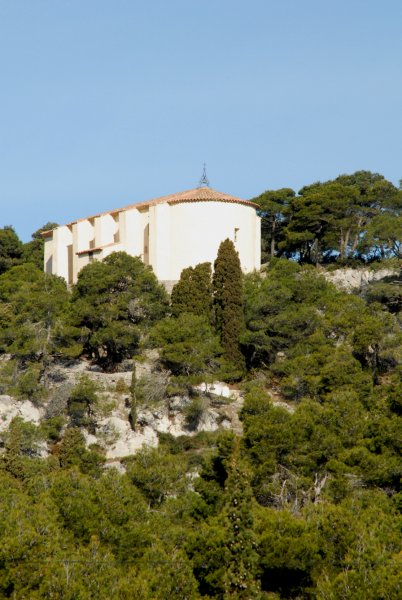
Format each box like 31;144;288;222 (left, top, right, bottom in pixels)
1;0;402;241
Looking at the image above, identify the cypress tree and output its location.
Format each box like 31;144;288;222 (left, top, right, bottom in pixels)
171;262;213;321
129;362;137;431
222;441;261;599
213;239;245;370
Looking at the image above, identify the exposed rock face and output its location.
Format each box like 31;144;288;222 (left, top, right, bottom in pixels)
94;416;159;459
0;360;245;462
0;395;43;432
323;267;399;292
195;381;233;398
92;381;244;459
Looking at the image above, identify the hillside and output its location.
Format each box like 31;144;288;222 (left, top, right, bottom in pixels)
0;252;399;598
0;169;401;598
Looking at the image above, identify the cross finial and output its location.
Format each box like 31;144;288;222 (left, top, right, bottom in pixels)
199;163;210;187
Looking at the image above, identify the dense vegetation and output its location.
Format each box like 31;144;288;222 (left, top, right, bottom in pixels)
254;170;402;264
0;171;400;598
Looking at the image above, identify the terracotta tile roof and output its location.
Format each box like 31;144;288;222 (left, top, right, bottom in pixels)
76;241;118;256
134;186;259;208
41;187;258;237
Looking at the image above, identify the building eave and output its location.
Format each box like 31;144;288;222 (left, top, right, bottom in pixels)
41;187;259;234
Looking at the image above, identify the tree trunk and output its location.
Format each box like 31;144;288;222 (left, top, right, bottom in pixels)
270;218;276;257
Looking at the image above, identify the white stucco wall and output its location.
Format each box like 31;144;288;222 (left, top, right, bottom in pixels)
72;220;94;281
119;208;145;258
100;242;124;259
255;212;261;270
149;203;172;280
44;198;261;284
94;213;118;247
73;220;94;252
50;226;73;282
165;201;260;281
44;238;53;275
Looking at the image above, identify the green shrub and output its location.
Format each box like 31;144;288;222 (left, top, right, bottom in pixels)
184;396;209;431
135;370;169;406
67;375;98;429
115;378;129;393
40;416;66;442
15;363;46;402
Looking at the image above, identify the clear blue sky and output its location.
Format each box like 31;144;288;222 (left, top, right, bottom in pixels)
1;0;402;241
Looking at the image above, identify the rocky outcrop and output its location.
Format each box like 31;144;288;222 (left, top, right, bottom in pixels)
0;395;43;432
323;267;399;292
91;381;243;460
0;358;245;462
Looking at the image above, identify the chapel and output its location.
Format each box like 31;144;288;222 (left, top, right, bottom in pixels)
43;183;261;287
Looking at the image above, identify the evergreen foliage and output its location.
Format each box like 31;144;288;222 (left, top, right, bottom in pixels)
364;272;402;315
58;427;105;475
125;446;187;507
67;375;98;429
221;442;261;599
190;472;262;598
135;369;170;406
252;187;295;262
171;262;213;321
0;263;78;361
0;417;43;479
15;362;45;401
69;252;169;368
22;222;58;270
253;170;402;264
150;312;221;377
0;226;23;274
183;396;209;430
213;239;245;371
129;362;137;430
0;222;58;274
0;171;400;597
241;259;400;381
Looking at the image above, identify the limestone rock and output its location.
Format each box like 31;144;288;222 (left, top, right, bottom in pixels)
0;395;43;432
0;357;246;463
97;414;158;459
195;381;234;398
323;267;399;292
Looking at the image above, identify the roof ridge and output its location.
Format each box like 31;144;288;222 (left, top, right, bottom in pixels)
42;186;259;235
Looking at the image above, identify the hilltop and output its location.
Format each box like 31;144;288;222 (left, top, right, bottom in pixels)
0;170;400;597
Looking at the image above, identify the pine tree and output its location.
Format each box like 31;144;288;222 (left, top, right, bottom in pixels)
150;312;221;377
213;239;245;370
0;226;23;274
70;252;169;368
67;375;98;429
171;262;213;321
